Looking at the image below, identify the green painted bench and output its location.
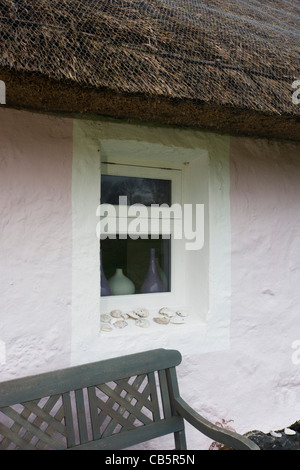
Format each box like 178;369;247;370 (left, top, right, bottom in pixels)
0;348;259;450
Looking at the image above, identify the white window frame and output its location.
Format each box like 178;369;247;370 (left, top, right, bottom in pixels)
100;162;186;312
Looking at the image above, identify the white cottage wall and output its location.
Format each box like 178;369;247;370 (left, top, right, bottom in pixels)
0;108;73;379
0;108;300;450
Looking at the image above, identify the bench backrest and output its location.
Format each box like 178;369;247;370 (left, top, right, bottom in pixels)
0;349;185;450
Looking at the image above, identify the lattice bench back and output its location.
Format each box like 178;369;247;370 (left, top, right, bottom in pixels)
0;349;185;450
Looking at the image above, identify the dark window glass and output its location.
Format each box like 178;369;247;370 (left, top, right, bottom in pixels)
101;236;171;296
101;175;172;206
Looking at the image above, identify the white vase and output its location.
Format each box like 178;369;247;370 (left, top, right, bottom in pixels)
108;268;135;295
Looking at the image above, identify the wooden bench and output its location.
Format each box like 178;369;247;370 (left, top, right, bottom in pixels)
0;348;259;450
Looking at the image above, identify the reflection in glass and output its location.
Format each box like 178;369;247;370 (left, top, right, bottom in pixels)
101;175;171;206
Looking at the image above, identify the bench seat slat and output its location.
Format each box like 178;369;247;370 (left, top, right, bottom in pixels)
67;417;184;450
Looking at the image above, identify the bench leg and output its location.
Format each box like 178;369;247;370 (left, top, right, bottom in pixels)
174;429;187;450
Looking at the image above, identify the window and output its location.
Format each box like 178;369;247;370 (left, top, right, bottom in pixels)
101;174;172;206
99;162;184;313
72;120;230;360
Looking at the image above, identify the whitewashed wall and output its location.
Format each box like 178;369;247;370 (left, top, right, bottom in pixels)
0;109;73;377
0;108;300;449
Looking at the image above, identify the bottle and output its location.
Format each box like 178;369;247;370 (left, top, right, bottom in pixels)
141;248;165;293
108;268;135;295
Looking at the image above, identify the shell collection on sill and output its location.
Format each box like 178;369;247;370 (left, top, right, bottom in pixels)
135;318;150;328
100;307;188;332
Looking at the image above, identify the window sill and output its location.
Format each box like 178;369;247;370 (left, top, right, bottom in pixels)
99;313;208;359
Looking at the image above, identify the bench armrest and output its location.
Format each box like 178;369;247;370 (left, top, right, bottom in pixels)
173;396;260;450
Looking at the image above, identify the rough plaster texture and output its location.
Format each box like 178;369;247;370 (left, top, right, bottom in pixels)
0;108;73;379
131;136;300;450
229;137;300;432
0;108;300;450
176;137;300;450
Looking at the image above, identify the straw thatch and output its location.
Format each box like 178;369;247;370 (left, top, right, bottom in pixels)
0;0;299;140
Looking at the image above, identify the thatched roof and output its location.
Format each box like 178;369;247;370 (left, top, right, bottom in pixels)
0;0;299;140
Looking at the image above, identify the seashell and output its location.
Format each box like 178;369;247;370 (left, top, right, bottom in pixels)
154;317;170;325
159;307;175;318
176;310;188;317
134;308;149;318
110;309;122;318
122;313;129;320
126;311;140;320
100;314;111;323
101;323;113;332
135;319;150;328
113;320;128;329
170;316;185;325
284;428;296;435
270;431;282;438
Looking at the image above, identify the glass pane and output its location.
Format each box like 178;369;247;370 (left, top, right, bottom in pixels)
101;174;171;206
101;237;171;296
